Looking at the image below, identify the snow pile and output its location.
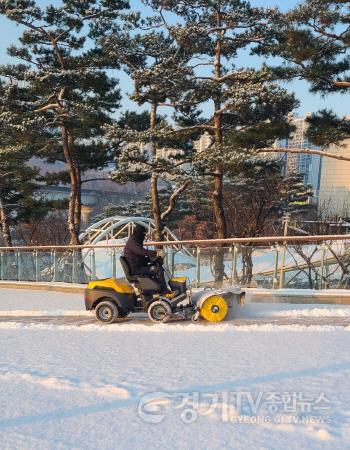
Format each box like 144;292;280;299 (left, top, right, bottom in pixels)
235;293;350;320
1;321;350;334
0;310;92;317
270;308;350;318
0;288;84;311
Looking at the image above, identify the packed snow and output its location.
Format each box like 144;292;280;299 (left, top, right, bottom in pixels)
0;288;350;449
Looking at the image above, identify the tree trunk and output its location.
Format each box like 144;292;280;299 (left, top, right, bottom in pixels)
242;247;253;285
74;166;82;236
149;102;163;241
0;195;12;247
61;126;80;245
212;10;227;282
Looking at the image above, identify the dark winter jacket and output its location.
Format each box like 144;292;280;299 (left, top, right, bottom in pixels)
123;225;157;274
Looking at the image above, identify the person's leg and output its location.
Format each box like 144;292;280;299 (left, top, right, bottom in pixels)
134;264;168;292
136;265;163;291
136;266;153;276
152;264;168;292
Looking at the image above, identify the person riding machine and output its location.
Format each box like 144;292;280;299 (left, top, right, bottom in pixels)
122;224;196;322
84;224;241;323
85;224;196;323
123;224;170;294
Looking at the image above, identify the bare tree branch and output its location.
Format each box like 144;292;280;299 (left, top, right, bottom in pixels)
332;81;350;88
260;146;350;162
161;180;191;220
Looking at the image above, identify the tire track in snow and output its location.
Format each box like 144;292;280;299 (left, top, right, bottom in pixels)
0;366;130;399
0;361;349;432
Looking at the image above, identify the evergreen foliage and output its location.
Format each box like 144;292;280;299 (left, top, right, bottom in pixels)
0;0;128;243
259;0;350;148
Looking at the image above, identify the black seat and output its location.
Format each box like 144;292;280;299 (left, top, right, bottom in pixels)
120;256;139;283
120;256;161;294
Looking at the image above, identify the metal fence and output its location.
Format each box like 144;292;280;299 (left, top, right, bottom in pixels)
0;235;350;289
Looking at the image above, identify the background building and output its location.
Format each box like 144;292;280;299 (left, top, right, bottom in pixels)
318;139;350;216
275;114;322;201
194;132;212;153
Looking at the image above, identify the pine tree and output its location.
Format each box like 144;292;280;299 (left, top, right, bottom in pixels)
262;0;350;93
93;184;193;232
0;0;128;244
0;159;42;247
102;21;199;240
306;110;350;147
257;0;350;153
0;76;40;246
142;0;298;280
0;78;69;246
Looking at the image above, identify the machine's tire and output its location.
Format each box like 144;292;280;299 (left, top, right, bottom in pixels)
199;295;228;322
148;300;172;323
95;300;119;324
191;312;200;323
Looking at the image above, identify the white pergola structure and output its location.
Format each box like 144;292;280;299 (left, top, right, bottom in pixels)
80;216;184;247
79;216;194;280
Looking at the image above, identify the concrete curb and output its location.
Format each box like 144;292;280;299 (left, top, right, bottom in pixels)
249;295;350;305
1;282;350;304
0;281;86;294
247;288;350;305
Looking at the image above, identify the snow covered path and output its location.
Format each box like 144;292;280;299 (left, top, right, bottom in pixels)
1;288;350;449
2;313;350;328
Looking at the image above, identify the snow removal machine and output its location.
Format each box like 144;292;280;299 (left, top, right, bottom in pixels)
85;256;245;324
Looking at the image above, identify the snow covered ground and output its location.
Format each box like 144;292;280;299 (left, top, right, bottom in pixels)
1;288;350;449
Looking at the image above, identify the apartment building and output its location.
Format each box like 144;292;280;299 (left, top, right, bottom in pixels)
275;114;323;199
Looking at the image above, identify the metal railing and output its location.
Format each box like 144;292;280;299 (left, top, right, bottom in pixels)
0;234;350;289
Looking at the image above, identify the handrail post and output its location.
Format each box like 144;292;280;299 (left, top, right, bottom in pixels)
17;251;21;281
72;250;77;284
319;244;326;290
279;213;290;289
112;248;116;278
50;250;54;282
273;244;279;289
34;251;39;282
92;248;96;279
171;249;175;277
279;243;287;289
53;251;57;282
166;247;174;277
0;251;3;280
1;251;6;280
195;247;201;288
230;245;238;285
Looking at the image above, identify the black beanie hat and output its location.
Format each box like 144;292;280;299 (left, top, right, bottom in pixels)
133;224;147;240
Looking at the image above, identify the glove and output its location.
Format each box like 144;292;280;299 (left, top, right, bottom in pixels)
157;250;166;258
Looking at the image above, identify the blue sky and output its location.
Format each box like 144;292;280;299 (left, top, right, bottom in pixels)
0;0;348;117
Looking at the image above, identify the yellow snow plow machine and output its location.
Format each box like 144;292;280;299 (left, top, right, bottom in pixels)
85;256;245;324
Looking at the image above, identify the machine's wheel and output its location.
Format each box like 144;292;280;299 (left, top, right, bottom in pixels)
191;312;200;323
199;295;228;322
148;300;172;323
95;300;119;324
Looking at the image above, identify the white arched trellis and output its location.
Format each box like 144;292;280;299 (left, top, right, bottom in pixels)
81;216;181;246
80;216;195;280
